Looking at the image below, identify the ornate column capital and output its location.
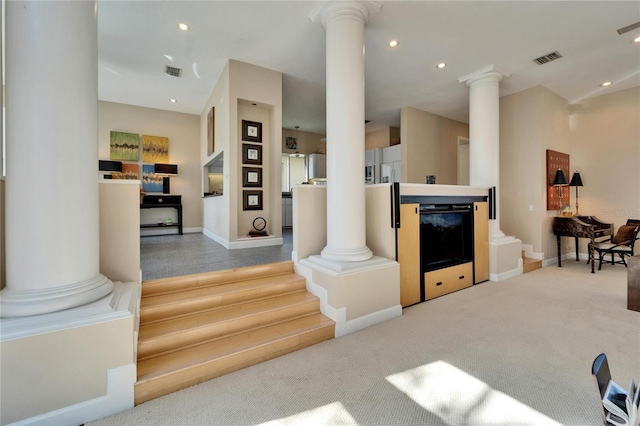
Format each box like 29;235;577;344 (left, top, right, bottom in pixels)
458;64;511;87
309;0;382;28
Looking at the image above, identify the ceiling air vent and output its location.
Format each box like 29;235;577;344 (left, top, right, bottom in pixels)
165;65;182;78
533;51;563;65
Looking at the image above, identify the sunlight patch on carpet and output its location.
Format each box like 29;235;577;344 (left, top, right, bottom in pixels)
256;401;357;426
386;360;562;425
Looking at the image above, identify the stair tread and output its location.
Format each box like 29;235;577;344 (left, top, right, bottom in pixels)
142;261;294;295
138;291;319;341
137;313;334;381
141;273;304;308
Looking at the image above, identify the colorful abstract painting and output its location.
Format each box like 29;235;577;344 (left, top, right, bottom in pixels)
142;135;169;163
142;164;163;192
110;131;139;161
114;163;139;180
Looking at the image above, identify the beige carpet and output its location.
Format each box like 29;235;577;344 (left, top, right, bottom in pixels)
89;261;640;426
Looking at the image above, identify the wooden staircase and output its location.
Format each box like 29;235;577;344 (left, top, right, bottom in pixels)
135;260;335;405
522;250;543;274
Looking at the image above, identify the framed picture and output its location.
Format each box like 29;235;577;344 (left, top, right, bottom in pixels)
242;143;262;165
546;150;570;210
242;120;262;143
110;131;139;161
242;167;262;188
142;134;169;163
286;136;297;150
207;107;215;156
243;190;263;211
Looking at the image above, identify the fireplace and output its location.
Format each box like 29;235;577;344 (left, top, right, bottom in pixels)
419;204;473;272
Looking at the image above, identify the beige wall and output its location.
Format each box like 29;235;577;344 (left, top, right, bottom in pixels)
99;181;141;283
98;101;202;230
282;128;326;155
500;86;571;257
365;126;400;150
201;60;282;244
400;106;469;185
1;180;4;290
570;87;640;235
202;63;231;242
1;317;133;424
499;86;639;260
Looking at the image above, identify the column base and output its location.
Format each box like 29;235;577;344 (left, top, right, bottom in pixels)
320;245;373;263
489;236;523;282
297;256;401;337
0;273;114;318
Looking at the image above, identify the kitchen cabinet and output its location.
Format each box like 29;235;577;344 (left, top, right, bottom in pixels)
282;196;293;228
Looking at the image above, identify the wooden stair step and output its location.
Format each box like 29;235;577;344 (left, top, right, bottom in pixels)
137;292;321;360
135;313;335;405
140;273;306;324
142;261;294;297
523;257;542;273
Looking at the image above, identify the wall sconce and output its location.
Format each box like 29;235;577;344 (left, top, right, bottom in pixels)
154;163;178;194
569;171;583;216
552;169;568;215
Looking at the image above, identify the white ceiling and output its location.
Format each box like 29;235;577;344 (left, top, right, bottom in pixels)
97;1;640;135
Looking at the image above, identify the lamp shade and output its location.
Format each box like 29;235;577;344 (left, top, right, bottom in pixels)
552;169;568;186
154;163;178;175
569;172;583;187
98;160;122;172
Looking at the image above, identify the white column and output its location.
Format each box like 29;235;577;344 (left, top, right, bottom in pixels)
312;1;380;262
1;1;113;317
459;65;510;241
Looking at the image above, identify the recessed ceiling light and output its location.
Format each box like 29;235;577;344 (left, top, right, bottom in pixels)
389;40;398;47
600;81;612;87
177;23;189;31
437;63;447;69
170;99;178;103
634;36;640;43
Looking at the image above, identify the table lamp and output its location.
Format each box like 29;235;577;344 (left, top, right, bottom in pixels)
552;169;568;215
569;171;583;216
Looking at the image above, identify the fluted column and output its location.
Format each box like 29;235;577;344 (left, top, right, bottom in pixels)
459;65;511;240
311;0;380;262
1;1;113;317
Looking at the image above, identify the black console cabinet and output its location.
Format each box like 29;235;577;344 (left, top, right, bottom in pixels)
140;195;183;235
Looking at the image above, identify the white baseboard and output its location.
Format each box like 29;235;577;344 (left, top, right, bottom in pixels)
336;305;402;338
7;364;135;426
521;243;544;260
202;228;230;248
230;236;283;249
202;229;283;249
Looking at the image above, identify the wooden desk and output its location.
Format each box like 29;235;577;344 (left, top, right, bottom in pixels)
140;195;182;235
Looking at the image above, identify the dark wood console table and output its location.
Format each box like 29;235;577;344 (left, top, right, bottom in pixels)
140;195;182;235
552;216;613;273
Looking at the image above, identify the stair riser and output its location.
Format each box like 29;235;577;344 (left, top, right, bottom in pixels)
134;324;335;405
140;280;306;324
143;262;294;297
138;299;320;360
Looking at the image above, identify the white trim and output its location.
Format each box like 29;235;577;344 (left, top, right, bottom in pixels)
336;305;402;338
7;364;135;426
229;236;283;249
521;243;544;260
203;228;230;248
